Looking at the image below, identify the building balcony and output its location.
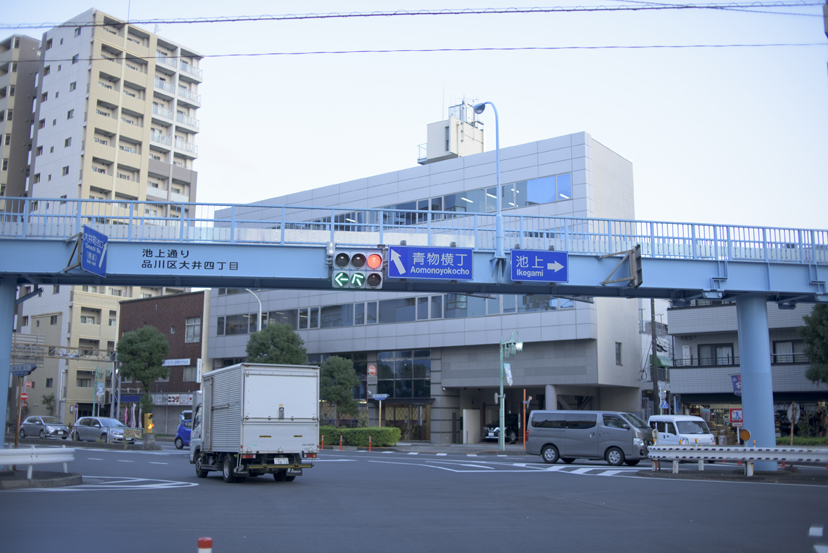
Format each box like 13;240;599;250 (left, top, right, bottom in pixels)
151;132;172;148
152;104;173;119
177;88;201;107
179;62;203;82
156;56;178;70
671;353;810;368
153;78;175;98
170;191;190;203
175;112;199;130
174;138;198;157
146;186;168;201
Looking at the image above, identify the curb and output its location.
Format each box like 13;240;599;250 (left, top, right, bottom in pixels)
0;470;83;490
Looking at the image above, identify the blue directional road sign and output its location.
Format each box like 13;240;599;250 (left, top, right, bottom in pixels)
10;364;36;377
81;225;108;278
387;246;473;280
371;394;389;401
510;250;569;283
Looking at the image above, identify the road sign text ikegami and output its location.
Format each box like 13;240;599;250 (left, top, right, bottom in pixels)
510;250;569;283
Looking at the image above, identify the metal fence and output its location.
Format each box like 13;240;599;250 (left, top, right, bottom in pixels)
1;197;826;265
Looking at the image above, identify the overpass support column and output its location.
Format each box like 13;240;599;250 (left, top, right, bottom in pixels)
545;385;557;410
736;295;776;472
0;277;16;451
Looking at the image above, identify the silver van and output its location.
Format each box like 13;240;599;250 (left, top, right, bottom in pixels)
527;410;651;466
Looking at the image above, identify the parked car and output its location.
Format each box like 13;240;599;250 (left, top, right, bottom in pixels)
483;414;520;443
19;416;70;440
175;419;191;449
72;416;134;444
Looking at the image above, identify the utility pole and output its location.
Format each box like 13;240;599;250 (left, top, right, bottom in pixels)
650;298;659;417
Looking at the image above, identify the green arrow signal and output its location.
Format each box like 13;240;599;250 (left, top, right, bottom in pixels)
333;272;350;288
351;272;365;287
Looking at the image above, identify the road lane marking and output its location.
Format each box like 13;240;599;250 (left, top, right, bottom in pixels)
149;462;167;465
810;526;823;537
117;460;134;463
436;453;447;456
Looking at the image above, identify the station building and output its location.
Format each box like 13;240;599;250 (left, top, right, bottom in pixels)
207;108;643;444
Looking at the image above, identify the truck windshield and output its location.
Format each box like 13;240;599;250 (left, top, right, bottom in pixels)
677;420;711;434
620;413;649;429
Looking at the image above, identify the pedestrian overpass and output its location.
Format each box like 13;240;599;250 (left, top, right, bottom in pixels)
1;197;826;468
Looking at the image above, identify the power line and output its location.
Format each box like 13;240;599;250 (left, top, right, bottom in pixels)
1;2;821;30
21;42;825;66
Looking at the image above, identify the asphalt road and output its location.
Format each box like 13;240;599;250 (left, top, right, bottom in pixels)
1;443;825;553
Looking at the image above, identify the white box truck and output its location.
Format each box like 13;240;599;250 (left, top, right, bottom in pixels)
189;363;319;483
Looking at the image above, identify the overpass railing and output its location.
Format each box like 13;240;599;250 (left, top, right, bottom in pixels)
0;197;826;265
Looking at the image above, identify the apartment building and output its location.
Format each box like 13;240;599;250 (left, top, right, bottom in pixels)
17;9;203;424
668;301;827;436
0;34;40;201
208;111;643;444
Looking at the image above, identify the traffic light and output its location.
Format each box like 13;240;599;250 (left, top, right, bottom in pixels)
331;248;384;289
143;412;154;434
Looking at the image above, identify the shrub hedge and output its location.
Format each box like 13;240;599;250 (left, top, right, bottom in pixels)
320;426;401;448
775;436;828;446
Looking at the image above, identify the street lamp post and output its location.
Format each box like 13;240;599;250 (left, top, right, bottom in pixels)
246;289;263;332
472;101;505;262
498;331;523;451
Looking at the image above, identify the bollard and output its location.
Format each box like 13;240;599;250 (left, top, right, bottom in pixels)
321;434;324;450
197;537;213;553
340;435;343;451
369;435;372;452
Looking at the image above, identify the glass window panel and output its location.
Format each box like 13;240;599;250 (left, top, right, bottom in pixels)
431;295;443;319
310;307;319;328
355;303;365;325
557;173;572;201
503;295;516;313
395;360;412;379
445;294;486;318
560;298;574;309
377;351;394;360
487;296;500;315
519;295;557;312
298;309;308;329
367;302;378;324
269;310;298;330
516;176;556;207
217;317;225;335
353;362;367;378
395;379;412;398
486;187;497;212
321;304;353;328
452;189;486;213
414;349;430;358
378;362;394;379
430;197;443;220
377;380;394;396
397;350;412;358
413;359;431;379
379;298;416;324
417;297;429;320
502;183;516;209
353;352;368;362
225;314;248;335
413;379;431;398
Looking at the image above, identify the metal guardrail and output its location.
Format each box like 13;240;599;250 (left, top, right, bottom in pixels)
0;197;826;265
0;445;75;479
648;445;828;477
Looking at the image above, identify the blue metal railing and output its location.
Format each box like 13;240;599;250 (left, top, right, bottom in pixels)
0;197;825;265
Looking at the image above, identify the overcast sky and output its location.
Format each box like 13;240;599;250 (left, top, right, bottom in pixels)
5;1;827;230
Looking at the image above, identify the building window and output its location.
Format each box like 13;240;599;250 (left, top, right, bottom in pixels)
71;54;79;64
74;27;81;37
69;82;76;91
65;137;71;147
170;326;175;334
53;285;59;294
41;92;48;102
772;340;807;364
67;109;74;119
698;344;734;366
45;39;52;50
21;316;28;326
46;378;53;388
377;350;432;399
50;315;58;325
43;66;50;76
185;317;201;343
183;367;197;382
38;119;45;129
76;378;91;388
615;342;622;365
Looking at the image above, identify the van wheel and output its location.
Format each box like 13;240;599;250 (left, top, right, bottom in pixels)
624;460;640;466
561;457;575;464
222;455;238;483
606;447;625;466
541;445;559;464
174;437;184;449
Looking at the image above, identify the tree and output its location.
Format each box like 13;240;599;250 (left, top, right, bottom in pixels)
41;393;55;416
245;322;307;365
799;304;828;385
320;356;360;427
116;326;170;409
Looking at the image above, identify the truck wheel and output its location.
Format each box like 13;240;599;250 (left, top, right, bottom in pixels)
222;455;238;483
541;445;559;464
285;476;296;482
273;471;287;482
195;454;208;478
